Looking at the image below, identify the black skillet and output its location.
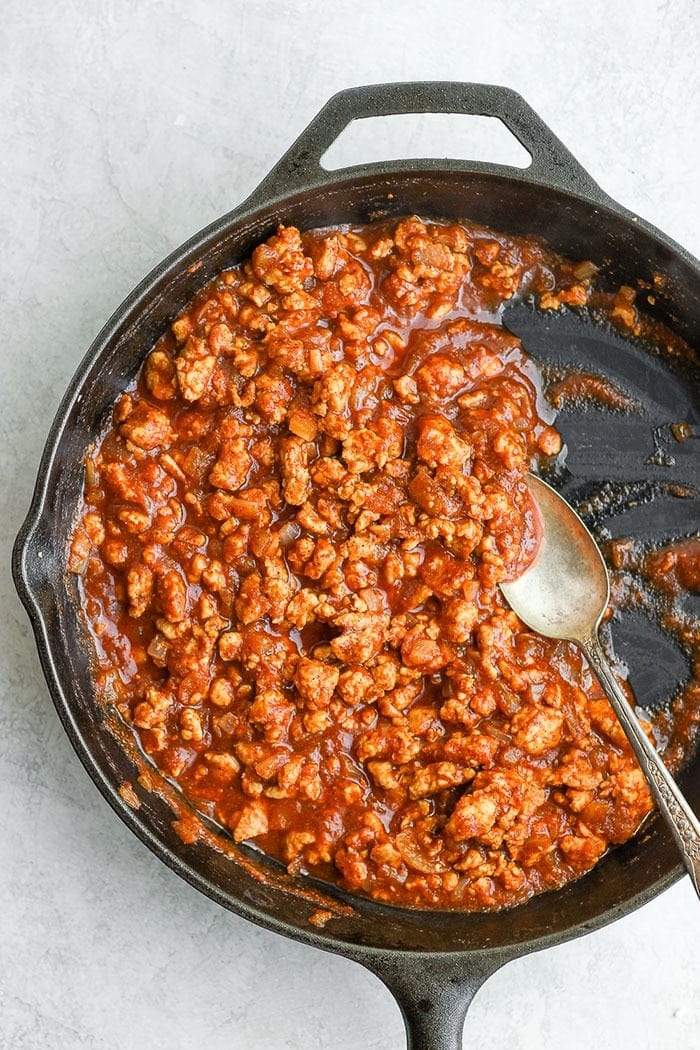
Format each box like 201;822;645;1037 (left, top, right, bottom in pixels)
12;82;700;1049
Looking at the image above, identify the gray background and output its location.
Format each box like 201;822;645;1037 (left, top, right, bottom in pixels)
2;1;699;1047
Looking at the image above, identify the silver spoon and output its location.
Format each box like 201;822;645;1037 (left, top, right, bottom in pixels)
500;473;700;898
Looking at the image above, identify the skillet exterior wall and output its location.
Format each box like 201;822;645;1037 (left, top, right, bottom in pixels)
3;3;700;1050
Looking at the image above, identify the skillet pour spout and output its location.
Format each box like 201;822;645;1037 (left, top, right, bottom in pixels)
13;81;700;1049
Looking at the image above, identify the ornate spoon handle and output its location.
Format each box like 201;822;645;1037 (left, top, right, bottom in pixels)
582;633;700;899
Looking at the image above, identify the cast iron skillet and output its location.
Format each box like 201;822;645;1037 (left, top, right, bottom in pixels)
13;82;700;1049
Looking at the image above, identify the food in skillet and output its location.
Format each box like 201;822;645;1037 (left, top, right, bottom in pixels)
70;216;693;911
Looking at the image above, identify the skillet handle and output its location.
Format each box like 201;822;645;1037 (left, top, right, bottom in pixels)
361;953;505;1049
244;81;610;206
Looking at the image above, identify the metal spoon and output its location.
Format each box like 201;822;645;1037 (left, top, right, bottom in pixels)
500;473;700;898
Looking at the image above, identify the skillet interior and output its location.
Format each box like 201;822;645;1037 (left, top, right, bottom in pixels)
15;168;699;960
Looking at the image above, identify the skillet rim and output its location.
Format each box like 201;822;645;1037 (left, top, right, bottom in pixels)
12;149;699;963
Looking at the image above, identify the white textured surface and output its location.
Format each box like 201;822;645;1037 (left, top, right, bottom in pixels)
2;2;699;1047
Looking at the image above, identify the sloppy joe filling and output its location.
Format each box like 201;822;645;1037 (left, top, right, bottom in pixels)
69;216;658;911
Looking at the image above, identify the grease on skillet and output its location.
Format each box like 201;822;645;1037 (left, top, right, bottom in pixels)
68;216;699;911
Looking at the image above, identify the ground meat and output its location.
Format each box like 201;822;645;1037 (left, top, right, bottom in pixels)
70;216;658;912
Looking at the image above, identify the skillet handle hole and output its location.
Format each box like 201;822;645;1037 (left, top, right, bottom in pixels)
320;113;532;172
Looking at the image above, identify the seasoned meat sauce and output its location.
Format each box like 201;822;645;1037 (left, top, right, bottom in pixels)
70;217;657;911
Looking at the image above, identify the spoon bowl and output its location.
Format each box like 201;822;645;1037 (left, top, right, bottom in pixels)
501;474;700;898
501;474;609;644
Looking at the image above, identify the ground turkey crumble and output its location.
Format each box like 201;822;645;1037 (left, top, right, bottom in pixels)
69;216;654;910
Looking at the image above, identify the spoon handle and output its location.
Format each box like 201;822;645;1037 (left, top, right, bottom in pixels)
582;633;700;899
